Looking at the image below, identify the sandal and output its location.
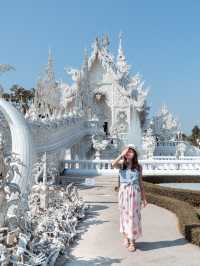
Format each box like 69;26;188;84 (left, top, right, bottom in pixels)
123;237;130;247
128;241;136;252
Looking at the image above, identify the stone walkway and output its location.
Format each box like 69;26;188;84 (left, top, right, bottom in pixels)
62;176;200;266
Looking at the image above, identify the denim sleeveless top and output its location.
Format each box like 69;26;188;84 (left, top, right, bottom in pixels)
119;168;140;185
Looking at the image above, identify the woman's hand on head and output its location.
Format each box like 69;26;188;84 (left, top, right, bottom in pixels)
121;147;129;157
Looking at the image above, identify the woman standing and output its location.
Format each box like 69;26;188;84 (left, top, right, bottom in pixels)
111;144;148;252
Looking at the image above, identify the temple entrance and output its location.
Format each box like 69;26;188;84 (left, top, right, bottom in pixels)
103;121;109;135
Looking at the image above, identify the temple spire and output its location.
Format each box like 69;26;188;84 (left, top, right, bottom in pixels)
91;36;100;54
117;32;130;74
46;48;55;83
159;103;168;115
102;33;110;49
117;31;126;63
82;48;89;72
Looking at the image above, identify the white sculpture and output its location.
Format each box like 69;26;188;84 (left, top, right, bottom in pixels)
152;104;180;141
142;128;156;158
0;133;6;178
92;134;110;159
0;99;34;195
0;139;22;228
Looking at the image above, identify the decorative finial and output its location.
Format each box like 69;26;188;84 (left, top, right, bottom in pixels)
102;33;110;48
119;31;123;50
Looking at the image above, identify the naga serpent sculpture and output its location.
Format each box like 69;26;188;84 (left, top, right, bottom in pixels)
0;98;34;195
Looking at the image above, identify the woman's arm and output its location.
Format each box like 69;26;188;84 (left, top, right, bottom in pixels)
138;164;146;201
111;154;123;169
111;147;129;169
112;154;123;192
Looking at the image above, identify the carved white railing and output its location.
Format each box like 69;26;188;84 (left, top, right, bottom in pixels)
64;158;200;176
64;159;115;176
153;156;177;160
153;156;200;160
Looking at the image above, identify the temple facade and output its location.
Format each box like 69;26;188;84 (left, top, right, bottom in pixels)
65;34;150;153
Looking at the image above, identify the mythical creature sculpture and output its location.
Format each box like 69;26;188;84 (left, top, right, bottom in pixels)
142;128;156;159
0;139;22;228
65;67;81;85
151;104;180;141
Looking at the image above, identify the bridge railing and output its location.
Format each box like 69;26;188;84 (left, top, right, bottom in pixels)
64;158;200;176
153;156;200;160
141;159;200;170
65;159;113;170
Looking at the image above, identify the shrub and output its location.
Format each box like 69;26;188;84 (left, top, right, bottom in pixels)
143;181;200;207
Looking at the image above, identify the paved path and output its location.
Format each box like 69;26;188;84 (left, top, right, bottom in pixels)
62;176;200;266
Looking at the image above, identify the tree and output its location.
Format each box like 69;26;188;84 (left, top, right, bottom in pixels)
2;84;35;115
9;84;34;104
186;125;200;146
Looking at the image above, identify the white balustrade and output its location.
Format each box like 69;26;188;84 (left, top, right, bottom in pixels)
64;158;200;176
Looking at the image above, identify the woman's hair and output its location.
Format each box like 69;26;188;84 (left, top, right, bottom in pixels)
121;148;141;171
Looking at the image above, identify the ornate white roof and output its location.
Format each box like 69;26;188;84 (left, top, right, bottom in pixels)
66;33;149;113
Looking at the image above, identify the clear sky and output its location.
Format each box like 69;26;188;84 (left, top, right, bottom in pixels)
0;0;199;134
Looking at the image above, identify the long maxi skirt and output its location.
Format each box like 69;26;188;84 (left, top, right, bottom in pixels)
118;183;143;241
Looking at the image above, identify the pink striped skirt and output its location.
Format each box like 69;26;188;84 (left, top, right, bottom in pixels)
118;183;143;240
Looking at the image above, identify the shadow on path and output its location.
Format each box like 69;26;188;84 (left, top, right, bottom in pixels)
56;201;191;265
65;256;123;265
56;203;122;265
137;237;187;251
69;203;109;248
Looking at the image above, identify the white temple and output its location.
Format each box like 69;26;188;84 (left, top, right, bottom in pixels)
26;34;150;160
1;33;200;166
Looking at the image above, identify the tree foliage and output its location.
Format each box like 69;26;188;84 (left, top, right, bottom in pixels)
186;125;200;146
2;84;35;104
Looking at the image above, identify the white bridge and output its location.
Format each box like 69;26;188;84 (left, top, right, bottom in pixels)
0;99;99;192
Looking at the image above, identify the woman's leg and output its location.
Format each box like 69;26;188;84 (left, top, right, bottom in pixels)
128;239;136;251
123;232;130;247
123;232;127;237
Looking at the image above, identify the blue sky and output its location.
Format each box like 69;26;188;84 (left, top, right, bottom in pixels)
0;0;199;134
